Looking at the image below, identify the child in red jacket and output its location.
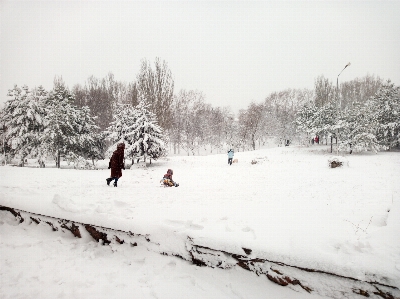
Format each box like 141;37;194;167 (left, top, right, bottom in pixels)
162;169;179;187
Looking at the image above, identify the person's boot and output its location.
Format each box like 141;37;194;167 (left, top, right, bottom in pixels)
106;178;112;186
113;181;117;187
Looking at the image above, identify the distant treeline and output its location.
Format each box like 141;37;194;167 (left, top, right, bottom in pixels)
1;57;399;167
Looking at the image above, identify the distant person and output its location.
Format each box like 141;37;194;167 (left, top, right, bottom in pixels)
106;143;125;187
227;149;234;165
315;135;319;144
162;169;179;187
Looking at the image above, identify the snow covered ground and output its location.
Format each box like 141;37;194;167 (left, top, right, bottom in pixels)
1;145;399;298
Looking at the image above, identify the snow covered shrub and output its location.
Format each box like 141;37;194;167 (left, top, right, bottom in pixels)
65;153;96;170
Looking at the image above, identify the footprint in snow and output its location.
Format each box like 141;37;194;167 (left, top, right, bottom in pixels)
114;200;130;208
242;226;257;239
52;194;81;213
165;220;204;230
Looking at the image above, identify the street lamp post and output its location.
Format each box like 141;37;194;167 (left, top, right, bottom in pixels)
334;62;351;155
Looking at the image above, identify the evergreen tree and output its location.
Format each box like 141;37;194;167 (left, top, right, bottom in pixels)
296;102;319;143
370;81;400;149
1;85;46;166
127;101;166;163
313;101;338;138
41;85;100;168
73;106;104;163
338;101;381;153
105;103;138;163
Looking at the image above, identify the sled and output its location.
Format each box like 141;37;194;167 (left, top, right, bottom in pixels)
160;178;179;187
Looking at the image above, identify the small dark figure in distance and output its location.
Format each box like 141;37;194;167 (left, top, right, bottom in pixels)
162;169;179;187
315;135;319;144
285;140;290;146
227;149;234;165
106;143;125;187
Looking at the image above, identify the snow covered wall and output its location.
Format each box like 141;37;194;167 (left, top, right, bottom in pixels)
1;204;399;299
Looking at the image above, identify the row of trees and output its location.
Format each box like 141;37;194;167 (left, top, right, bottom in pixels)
1;56;398;167
296;79;399;152
165;75;395;155
0;83;166;167
71;58;174;131
1;85;102;167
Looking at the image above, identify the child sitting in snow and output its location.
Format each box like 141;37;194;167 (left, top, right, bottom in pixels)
162;169;179;187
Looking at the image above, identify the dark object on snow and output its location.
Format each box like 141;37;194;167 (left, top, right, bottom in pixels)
285;140;290;146
330;161;343;168
106;143;125;187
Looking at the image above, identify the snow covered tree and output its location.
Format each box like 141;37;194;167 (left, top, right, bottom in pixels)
105;103;139;163
207;107;226;153
169;91;187;154
72;106;104;163
339;75;382;109
239;102;265;150
1;85;47;166
40;85;100;168
314;76;335;108
296;102;318;142
173;90;206;156
369;81;400;150
105;101;167;164
136;58;174;130
126;101;167;163
312;101;338;139
338;101;381;153
264;88;314;146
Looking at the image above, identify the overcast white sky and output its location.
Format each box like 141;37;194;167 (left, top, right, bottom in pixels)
1;1;400;113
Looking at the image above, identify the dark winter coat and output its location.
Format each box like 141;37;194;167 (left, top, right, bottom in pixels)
109;143;125;178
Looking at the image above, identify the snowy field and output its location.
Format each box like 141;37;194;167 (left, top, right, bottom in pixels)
1;145;399;298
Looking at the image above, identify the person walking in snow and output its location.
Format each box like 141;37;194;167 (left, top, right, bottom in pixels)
162;169;179;187
106;143;125;187
227;149;234;165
